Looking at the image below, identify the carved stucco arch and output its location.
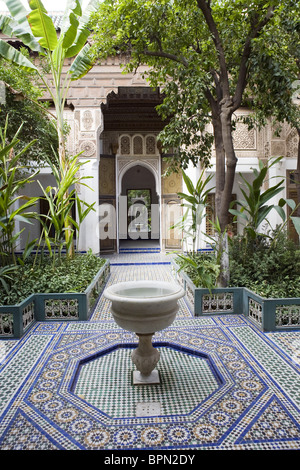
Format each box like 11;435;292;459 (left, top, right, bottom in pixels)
117;157;161;197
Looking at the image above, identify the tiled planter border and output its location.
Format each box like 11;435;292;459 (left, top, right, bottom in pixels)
0;260;110;339
171;259;300;332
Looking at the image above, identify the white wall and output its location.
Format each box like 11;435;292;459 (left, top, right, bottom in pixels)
76;158;100;253
18;170;55;251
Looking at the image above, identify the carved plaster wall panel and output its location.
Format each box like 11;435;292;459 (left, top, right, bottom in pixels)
119;134;159;156
232;121;256;150
146;135;156;155
143;158;159;173
78;140;97;158
286;128;299;158
73;108;102;132
74;110;80;125
272;124;287;140
101;131;119;155
133;135;143;154
271;141;286;157
256;128;264;156
120;135;131;155
162;198;182;250
81;109;95;131
80;132;94;139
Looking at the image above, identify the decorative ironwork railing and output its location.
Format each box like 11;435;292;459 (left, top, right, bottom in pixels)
0;313;14;337
248;298;263;326
202;292;234;314
22;301;35;330
171;259;300;332
45;299;79;319
276;305;300;328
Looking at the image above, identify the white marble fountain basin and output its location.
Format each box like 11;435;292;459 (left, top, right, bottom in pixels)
104;280;185;334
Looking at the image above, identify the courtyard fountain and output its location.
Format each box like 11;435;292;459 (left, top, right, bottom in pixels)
104;280;185;384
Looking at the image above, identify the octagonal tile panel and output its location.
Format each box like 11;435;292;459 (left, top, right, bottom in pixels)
71;345;222;418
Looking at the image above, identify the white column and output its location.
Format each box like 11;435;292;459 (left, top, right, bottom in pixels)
267;157;287;230
77;158;100;253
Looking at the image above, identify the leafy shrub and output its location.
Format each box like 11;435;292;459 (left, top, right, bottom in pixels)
176;230;300;298
0;252;106;306
228;231;300;298
175;252;220;290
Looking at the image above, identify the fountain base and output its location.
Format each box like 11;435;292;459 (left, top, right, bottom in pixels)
133;370;160;385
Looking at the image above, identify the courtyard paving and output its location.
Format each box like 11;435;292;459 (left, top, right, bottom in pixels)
0;250;299;451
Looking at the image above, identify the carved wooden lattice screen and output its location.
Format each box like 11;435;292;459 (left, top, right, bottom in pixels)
161;159;182;249
206;194;237;236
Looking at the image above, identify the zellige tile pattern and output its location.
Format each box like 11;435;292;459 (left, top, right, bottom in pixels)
0;250;299;450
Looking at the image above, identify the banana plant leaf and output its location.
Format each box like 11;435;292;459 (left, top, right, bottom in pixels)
27;1;58;51
0;14;44;53
0;39;38;71
68;43;93;80
65;0;99;58
4;0;28;24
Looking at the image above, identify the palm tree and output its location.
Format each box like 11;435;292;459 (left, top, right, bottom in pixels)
0;0;99;257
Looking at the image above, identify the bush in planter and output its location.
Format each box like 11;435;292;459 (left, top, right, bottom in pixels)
175;252;220;291
0;250;106;306
0;117;40;266
228;230;300;298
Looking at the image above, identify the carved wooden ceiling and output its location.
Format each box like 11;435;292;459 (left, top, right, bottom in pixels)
101;87;167;132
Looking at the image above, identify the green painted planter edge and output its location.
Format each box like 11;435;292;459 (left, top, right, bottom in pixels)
171;259;300;332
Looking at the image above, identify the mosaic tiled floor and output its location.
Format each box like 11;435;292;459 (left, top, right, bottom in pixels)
0;252;300;450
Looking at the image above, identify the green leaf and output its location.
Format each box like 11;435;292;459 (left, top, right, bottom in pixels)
68;43;93;80
260;181;285;206
228;208;249;221
0;139;19;160
65;0;98;58
71;0;83;16
245;227;257;239
4;0;29;25
182;170;195;196
177;192;198;205
27;1;58;51
0;39;38;72
274;205;286;221
256;206;273;226
0;10;44;53
286;199;296;210
62;12;79;50
278;198;286;207
291;217;300;237
60;0;82;36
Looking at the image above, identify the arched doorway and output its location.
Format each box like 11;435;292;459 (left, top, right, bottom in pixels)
98;86;180;254
117;161;160;252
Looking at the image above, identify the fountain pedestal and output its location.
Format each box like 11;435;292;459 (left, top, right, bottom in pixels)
131;333;160;384
104;280;185;385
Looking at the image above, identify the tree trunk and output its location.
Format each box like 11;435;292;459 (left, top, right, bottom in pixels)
296;127;300;218
216;231;230;287
219;100;238;231
210;101;238;233
211;103;237;287
212;115;225;225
